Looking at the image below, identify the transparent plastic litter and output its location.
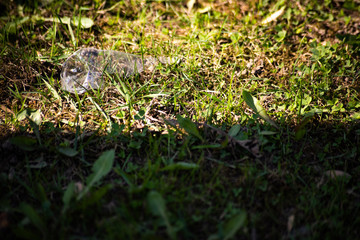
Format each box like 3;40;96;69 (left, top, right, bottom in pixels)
60;48;176;94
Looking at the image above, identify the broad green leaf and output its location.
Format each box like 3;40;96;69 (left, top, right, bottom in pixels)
63;182;75;207
295;128;306;140
275;30;287;42
10;136;37;151
161;162;199;171
16;109;28;121
294;111;316;140
43;16;93;29
176;115;204;141
77;149;115;200
352;112;360;120
89;149;115;185
16;109;41;125
5;16;30;34
295;109;325;140
147;191;175;239
20;203;46;233
228;124;241;137
73;16;94;29
36;183;48;203
147;191;167;217
58;147;78;157
242;90;278;129
223;211;247;240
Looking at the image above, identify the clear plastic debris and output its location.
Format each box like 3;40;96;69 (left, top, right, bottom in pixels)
60;48;176;94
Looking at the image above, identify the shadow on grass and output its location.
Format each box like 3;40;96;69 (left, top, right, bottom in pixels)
1;111;360;239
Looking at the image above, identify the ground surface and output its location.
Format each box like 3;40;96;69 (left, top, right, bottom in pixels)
1;0;360;239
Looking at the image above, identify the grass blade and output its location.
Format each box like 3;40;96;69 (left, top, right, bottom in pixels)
43;79;62;104
161;162;199;171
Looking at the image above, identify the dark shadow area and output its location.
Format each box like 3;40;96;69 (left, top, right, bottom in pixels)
1;112;360;238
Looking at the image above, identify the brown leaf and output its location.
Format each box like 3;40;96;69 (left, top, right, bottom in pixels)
0;212;9;230
187;0;196;12
261;6;286;25
324;170;351;179
287;214;295;232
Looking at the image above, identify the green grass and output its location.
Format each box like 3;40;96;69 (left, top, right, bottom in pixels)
1;0;360;239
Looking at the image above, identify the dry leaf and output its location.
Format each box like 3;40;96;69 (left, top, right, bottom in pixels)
0;105;14;115
75;182;84;193
318;170;352;187
0;212;9;230
198;6;211;14
287;214;295;232
261;6;285;25
187;0;196;12
324;170;351;179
